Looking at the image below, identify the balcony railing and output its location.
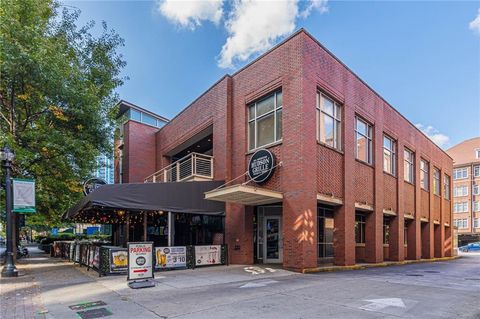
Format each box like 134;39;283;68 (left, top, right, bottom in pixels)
144;152;214;183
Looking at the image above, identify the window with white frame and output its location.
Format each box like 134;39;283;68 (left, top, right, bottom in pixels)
453;202;469;213
433;168;440;196
248;90;282;150
383;135;396;175
474;165;480;177
475;149;480;159
355;117;373;164
453;219;468;229
444;174;451;200
454;185;469;197
453;167;468;180
316;92;341;150
473;184;480;195
404;148;414;183
420;159;429;190
474;218;480;229
473;201;480;212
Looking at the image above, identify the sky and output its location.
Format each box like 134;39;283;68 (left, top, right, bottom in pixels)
65;0;480;149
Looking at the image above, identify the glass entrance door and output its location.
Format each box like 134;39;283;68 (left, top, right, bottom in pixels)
318;207;334;261
264;216;282;263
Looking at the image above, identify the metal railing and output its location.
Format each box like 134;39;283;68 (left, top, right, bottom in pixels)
144;152;214;183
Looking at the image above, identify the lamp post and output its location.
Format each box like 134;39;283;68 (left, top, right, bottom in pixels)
1;145;18;277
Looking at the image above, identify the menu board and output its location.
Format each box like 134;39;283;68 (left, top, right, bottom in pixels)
195;245;221;266
110;249;128;273
128;242;154;281
155;246;187;269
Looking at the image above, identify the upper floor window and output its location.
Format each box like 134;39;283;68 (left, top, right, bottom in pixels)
404;148;414;183
433;168;441;195
474;165;480;177
383;135;396;175
444;174;450;200
248;91;283;150
316;92;342;150
453;202;468;213
454;185;468;197
355;117;373;164
476;149;480;159
473;184;480;195
453;167;468;180
420;159;429;190
473;201;480;212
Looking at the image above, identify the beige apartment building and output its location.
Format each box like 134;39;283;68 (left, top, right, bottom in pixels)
447;137;480;245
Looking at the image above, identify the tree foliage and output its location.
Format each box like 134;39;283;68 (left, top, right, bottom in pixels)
0;0;126;226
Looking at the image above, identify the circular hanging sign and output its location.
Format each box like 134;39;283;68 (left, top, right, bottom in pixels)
83;178;107;195
248;149;276;184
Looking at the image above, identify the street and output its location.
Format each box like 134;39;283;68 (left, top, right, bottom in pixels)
1;248;479;319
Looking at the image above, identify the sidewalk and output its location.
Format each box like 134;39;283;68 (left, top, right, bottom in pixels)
0;247;47;319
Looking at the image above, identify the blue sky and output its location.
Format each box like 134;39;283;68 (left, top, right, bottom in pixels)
66;0;480;149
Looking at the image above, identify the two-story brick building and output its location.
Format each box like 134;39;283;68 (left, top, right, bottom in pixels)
105;29;454;271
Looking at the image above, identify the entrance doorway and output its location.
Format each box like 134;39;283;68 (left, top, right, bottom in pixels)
318;206;334;262
256;206;283;264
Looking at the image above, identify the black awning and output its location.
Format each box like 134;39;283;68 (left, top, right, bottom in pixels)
65;181;225;220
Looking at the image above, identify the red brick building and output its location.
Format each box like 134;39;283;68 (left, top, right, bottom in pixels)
115;29;453;271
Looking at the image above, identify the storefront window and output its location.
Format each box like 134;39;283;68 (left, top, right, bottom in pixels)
355;214;366;244
248;90;283;150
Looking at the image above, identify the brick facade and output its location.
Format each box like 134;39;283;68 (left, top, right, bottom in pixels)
116;29;453;271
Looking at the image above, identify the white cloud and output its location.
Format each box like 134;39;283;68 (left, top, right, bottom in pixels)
156;0;224;30
469;9;480;35
218;0;329;68
415;123;450;148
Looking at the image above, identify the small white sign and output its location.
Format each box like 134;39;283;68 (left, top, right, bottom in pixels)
128;242;154;281
195;245;221;266
155;246;187;269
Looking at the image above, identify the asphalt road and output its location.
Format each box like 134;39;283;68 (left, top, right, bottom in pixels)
9;249;480;319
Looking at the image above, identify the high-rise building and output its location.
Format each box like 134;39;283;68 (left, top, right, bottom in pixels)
447;137;480;245
95;153;114;184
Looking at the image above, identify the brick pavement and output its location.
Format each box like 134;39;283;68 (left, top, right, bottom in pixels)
0;248;47;319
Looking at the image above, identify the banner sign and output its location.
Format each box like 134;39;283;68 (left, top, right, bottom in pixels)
83;178;107;196
195;245;221;266
127;242;154;281
110;249;128;273
248;149;276;184
155;246;187;269
13;179;36;213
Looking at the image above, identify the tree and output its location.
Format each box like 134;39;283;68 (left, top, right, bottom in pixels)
0;0;126;226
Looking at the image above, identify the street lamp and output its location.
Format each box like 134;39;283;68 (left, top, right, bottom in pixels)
1;145;18;277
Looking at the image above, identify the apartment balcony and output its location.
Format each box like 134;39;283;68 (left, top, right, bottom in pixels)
145;152;214;183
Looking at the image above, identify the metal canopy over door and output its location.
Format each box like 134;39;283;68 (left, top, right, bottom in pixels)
257;206;283;264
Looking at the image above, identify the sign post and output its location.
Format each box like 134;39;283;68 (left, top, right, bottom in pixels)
127;242;155;289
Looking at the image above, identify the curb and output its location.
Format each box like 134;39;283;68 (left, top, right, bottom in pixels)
302;255;461;274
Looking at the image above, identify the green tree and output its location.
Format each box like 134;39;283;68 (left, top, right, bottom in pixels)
0;0;126;226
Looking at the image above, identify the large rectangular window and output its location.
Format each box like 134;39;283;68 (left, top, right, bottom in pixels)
248;91;283;150
474;165;480;177
473;201;480;212
453;167;468;180
404;148;414;183
444;174;450;200
355;117;373;164
355;214;366;244
473;184;480;195
454;185;468;197
433;168;440;196
317;92;342;150
383;135;396;175
420;159;429;190
453;202;468;213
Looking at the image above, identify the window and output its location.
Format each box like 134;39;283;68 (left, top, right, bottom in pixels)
404;148;414;183
404;221;409;245
433;168;440;196
472;184;479;195
474;218;480;229
473;201;480;212
383;218;390;245
248;91;282;150
476;149;480;159
355;117;373;164
128;109;141;121
141;113;157;126
383;135;396;175
420;159;429;190
444;174;451;200
453;202;468;213
454;186;468;197
317;92;341;150
355;214;366;244
453;219;468;229
474;165;480;177
453;168;468;180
